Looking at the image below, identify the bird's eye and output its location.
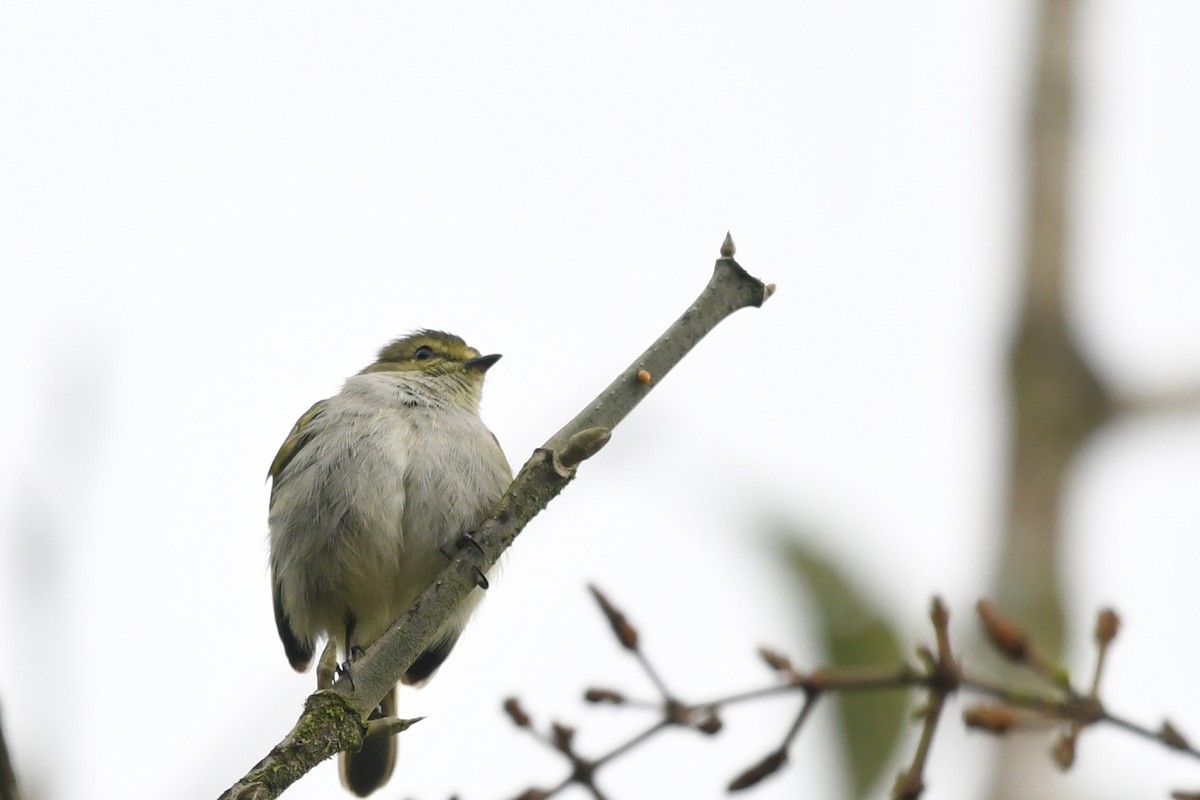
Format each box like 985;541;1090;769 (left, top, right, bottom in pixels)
413;345;435;361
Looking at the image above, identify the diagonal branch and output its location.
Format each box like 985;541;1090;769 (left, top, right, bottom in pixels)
218;235;774;800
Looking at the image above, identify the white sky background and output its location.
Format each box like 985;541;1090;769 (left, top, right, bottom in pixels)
1;2;1199;799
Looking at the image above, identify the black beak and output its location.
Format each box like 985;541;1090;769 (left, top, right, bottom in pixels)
464;353;502;373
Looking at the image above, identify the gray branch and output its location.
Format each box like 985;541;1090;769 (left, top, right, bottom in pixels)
218;234;774;800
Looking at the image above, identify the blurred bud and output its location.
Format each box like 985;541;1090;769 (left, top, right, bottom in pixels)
963;704;1017;734
1050;666;1072;690
915;645;936;672
1162;721;1190;750
503;697;531;728
977;600;1028;662
584;688;626;705
1051;733;1076;769
551;722;575;753
758;647;794;675
929;596;950;628
1095;608;1120;647
697;709;723;735
893;770;924;800
728;750;787;791
589;585;639;651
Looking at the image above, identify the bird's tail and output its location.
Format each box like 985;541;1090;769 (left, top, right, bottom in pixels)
339;686;397;797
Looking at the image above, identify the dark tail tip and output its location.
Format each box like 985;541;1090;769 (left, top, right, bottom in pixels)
339;689;398;796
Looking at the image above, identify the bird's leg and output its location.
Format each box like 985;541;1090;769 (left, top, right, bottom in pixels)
316;639;338;690
336;614;359;689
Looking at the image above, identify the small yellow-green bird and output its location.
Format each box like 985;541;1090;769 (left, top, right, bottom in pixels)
267;330;512;796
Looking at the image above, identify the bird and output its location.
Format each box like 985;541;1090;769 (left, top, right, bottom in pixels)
267;330;512;796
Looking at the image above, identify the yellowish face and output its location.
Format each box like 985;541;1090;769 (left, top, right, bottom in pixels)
360;330;484;377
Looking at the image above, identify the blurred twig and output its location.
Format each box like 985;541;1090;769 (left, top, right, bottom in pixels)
0;704;22;800
1114;384;1200;417
502;589;1200;799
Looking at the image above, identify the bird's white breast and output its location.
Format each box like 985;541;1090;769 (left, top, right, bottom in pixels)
269;372;511;652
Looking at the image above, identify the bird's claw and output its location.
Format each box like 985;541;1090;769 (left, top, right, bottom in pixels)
456;531;486;555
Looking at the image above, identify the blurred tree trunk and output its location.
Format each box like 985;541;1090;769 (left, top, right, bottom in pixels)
989;0;1114;796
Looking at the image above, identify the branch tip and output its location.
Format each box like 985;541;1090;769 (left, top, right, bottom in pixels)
720;232;736;258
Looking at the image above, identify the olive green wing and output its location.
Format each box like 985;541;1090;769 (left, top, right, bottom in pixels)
267;399;329;485
268;398;329;673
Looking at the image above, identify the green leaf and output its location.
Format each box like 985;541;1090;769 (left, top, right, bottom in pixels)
773;526;910;799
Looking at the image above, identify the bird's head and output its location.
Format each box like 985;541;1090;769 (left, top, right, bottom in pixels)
361;330;501;405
